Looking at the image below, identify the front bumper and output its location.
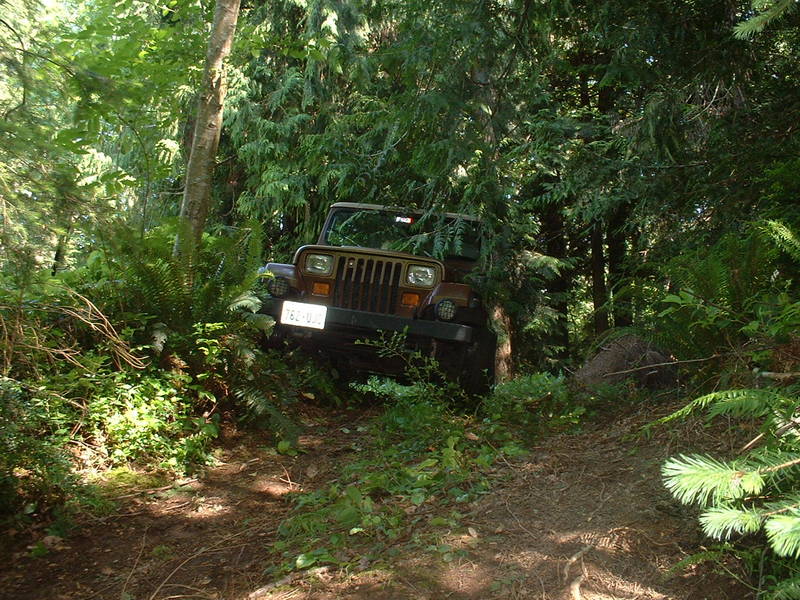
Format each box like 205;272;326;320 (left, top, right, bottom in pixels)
262;298;474;343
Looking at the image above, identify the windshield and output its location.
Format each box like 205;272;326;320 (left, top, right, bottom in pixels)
322;208;482;261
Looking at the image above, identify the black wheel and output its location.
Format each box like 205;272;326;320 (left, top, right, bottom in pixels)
432;328;496;398
460;328;497;397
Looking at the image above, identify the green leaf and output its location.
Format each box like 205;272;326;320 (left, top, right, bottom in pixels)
410;490;427;505
277;440;296;456
344;486;362;504
705;389;781;420
295;553;317;569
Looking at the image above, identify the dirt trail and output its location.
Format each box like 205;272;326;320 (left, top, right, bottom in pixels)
1;404;750;600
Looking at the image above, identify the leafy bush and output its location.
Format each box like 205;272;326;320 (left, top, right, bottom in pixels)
482;373;577;434
654;221;800;375
85;370;219;470
0;221;342;523
0;378;77;520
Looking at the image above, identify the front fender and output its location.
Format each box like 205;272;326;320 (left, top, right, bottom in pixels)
262;263;302;291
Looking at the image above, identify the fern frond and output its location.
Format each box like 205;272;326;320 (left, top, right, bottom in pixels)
663;454;764;505
228;292;262;314
705;388;782;420
761;220;800;263
700;505;763;539
665;545;735;576
233;384;298;442
734;0;797;39
241;312;275;334
770;577;800;599
657;393;719;423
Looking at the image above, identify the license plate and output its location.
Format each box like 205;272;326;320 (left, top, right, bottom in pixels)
280;301;327;330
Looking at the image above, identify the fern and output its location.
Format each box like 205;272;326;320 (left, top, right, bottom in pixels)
704;389;782;420
762;220;800;264
770;577;800;599
734;0;797;38
228;291;262;314
657;230;780;360
240;312;275;334
656;392;721;424
665;545;736;576
233;383;298;443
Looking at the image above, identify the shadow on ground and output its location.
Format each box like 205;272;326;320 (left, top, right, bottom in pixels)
0;403;753;600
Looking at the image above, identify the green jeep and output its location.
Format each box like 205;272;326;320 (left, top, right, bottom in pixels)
260;203;496;395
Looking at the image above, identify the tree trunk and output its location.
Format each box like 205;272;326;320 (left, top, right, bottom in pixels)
176;0;241;252
540;200;570;357
607;204;632;328
591;220;609;335
492;304;514;382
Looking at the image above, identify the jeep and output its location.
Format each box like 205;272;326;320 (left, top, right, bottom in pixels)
260;202;496;395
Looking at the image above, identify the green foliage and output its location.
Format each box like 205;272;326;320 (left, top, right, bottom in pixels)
762;221;800;264
663;453;766;506
0;378;76;518
4;0;800;580
658;218;800;596
0;219;338;522
734;0;797;38
654;222;800;381
662;386;800;595
87;221;266;335
84;369;220;470
353;330;468;406
271;339;536;574
481;373;578;434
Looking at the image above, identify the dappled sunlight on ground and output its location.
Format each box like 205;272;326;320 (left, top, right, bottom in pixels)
0;404;751;600
235;405;751;600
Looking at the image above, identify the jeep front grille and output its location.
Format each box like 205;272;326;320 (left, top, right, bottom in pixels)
333;256;403;314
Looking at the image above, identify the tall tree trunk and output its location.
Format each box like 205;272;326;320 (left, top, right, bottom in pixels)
472;56;510;376
607;203;632;328
591;220;609;334
541;200;570;357
176;0;241;252
492;304;514;382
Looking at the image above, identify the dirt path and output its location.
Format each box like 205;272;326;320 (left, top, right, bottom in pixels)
0;404;751;600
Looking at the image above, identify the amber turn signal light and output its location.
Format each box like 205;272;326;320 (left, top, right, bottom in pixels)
401;292;420;308
312;282;331;296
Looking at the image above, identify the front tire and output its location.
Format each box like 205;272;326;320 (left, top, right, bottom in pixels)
432;328;496;398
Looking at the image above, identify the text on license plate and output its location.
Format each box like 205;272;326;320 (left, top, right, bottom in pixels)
280;301;327;330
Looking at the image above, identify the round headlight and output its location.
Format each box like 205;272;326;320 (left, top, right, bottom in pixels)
407;265;435;287
305;253;334;276
435;299;457;321
267;276;290;297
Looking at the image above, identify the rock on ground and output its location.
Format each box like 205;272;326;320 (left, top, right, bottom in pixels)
574;335;676;390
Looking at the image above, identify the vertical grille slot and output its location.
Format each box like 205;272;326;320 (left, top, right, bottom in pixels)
334;256;402;314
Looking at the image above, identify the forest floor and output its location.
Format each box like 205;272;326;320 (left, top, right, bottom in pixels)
0;399;754;600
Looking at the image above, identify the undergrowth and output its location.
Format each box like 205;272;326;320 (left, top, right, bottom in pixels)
656;220;800;598
0;223;339;528
266;342;576;576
